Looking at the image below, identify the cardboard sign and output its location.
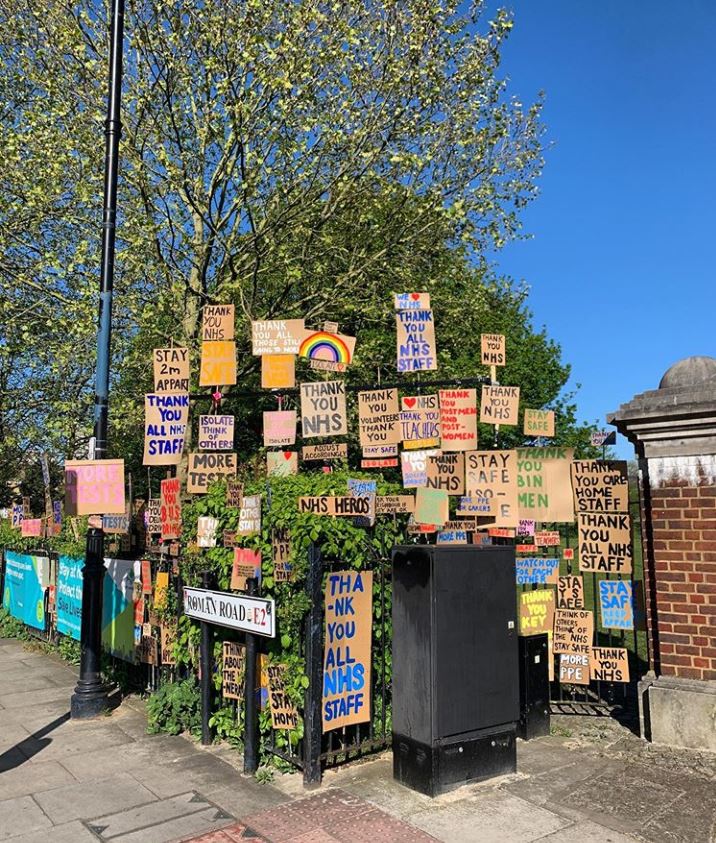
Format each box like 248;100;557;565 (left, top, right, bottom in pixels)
517;448;575;523
399;394;440;448
598;580;634;629
272;528;292;582
363;444;398;458
146;499;161;534
590;646;630;682
261;354;295;389
222;641;245;700
197;516;219;547
102;513;130;534
231;548;262;591
563;548;574;561
154;571;169;610
559;653;590;685
21;518;43;537
65;459;125;516
361;459;398;468
465;450;518;527
263;411;297;448
524;409;555;438
298;496;375;517
251;319;305;355
199;340;236;387
518;519;536;536
223;530;238;548
535;530;561;547
141;559;152;595
267;451;298;476
160;624;176;665
571;460;629;514
480;385;520;426
300;381;347;438
187;452;238;494
553;609;594;656
302;443;348;462
357;389;400;447
299;329;356;370
160;477;182;540
375;495;415;515
153;347;190;393
439;389;478;451
226;478;243;508
456;496;495;516
394;292;431;310
401;448;441;488
267;664;299;730
436;529;468;544
519;589;555;635
557;575;584;609
578;512;632;574
143;393;189;466
414;487;449;526
323;570;372;732
480;333;505;366
515;557;560;585
426;452;465;495
202;304;234;340
237;495;262;535
198;415;235;451
139;635;159;666
396;309;437;372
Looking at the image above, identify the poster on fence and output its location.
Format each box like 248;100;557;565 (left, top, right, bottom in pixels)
237;495;262;535
479;385;520;426
557;575;584;609
394;292;431;310
160;478;182;540
143;393;189;466
272;528;292;582
516;448;575;523
263;411;297;447
480;333;505;366
523;409;555;438
1;551;48;631
300;381;348;438
578;512;632;574
465;450;518;527
299;329;356;371
231;548;262;591
515;557;560;585
439;389;478;451
598;580;634;629
199;341;237;387
357;389;400;447
56;555;83;640
153;347;190;393
267;451;298;476
267;664;299;730
571;460;629;514
519;589;555;636
553;608;594;657
261;354;295;388
160;624;177;666
426;452;465;495
198;415;235;451
187;452;238;494
322;569;373;732
590;646;630;682
401;448;440;488
202;304;234;340
559;653;590;685
102;558;139;663
400;394;440;448
222;642;245;700
251;319;305;355
395;309;437;372
65;459;125;516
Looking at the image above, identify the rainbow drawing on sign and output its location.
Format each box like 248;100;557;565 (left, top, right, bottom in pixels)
299;332;352;364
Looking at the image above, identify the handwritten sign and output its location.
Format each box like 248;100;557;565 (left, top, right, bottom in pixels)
267;664;298;730
263;411;296;447
226;478;243;508
590;646;630;682
231;548;262;591
439;389;478;451
323;570;372;732
272;528;292;582
21;519;43;537
299;329;356;371
480;385;520;425
414;487;449;526
598;580;634;629
524;409;555;438
300;381;347;438
251;319;305;355
557;575;584;609
187;452;237;494
535;531;561;547
155;571;169;610
559;653;590;685
515;557;559;585
394;292;431;310
65;459;125;516
199;340;236;387
160;624;176;665
578;513;632;574
480;334;505;366
267;451;298;476
553;609;594;656
465;450;518;527
400;394;440;448
357;389;400;447
396;309;437;371
261;354;295;388
298;496;374;517
153;347;190;393
160;477;182;540
519;589;555;635
102;513;129;534
375;495;415;515
302;443;348;462
237;495;262;535
146;499;161;534
202;304;234;340
426;452;465;495
143;394;189;466
197;516;219;547
400;448;440;488
436;529;468;544
571;460;629;514
222;641;245;699
518;519;536;536
517;448;575;523
198;415;235;450
456;496;495;516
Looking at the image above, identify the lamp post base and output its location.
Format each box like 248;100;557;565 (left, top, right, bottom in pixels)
71;685;110;719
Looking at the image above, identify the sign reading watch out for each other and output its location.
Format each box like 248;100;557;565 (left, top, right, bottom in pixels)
183;587;275;637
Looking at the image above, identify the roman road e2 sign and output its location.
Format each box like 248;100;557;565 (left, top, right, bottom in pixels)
183;587;275;638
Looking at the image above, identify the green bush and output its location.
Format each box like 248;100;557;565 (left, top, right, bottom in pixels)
146;676;202;736
0;607;31;640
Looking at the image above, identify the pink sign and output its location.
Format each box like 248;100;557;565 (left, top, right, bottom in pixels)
263;411;297;447
21;518;44;537
64;459;125;516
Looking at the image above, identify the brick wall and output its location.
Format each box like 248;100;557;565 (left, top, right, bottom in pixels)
646;455;716;681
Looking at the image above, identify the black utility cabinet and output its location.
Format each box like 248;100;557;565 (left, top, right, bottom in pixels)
517;633;551;740
391;545;519;796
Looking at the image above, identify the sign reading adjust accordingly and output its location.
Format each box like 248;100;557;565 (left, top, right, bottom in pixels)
183;587;275;638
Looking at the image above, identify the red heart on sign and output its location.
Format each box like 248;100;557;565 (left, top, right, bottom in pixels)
403;397;417;408
411;293;420;300
283;451;293;460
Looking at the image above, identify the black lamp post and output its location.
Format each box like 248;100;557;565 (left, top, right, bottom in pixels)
71;0;125;719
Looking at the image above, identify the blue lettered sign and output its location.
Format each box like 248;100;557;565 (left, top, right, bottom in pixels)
56;555;83;640
515;556;560;585
598;579;634;629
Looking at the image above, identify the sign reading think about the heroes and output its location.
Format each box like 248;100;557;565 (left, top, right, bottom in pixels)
322;570;372;732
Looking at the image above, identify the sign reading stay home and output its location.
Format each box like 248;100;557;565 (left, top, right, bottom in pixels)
183;586;275;637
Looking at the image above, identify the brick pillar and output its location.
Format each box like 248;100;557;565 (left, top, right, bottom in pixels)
609;356;716;750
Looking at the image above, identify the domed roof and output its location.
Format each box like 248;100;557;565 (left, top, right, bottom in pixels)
659;356;716;390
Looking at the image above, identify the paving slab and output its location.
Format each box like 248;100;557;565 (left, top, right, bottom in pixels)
0;758;76;799
0;795;52;841
536;819;637;842
107;805;235;843
5;820;98;843
130;752;260;800
0;684;75;710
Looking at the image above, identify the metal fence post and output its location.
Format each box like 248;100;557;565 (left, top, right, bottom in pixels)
199;570;214;745
243;576;259;774
303;543;323;787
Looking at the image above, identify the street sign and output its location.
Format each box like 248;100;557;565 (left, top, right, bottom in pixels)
183;586;275;638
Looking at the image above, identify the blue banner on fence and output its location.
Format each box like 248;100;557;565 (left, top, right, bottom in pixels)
2;551;48;630
102;558;139;663
56;555;84;640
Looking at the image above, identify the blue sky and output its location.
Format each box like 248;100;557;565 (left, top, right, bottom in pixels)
485;2;716;456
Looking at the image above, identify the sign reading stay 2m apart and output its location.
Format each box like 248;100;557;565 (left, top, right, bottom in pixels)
183;587;275;637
